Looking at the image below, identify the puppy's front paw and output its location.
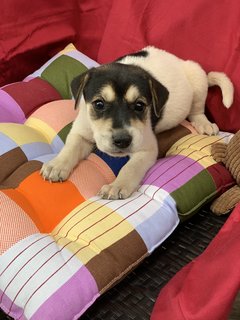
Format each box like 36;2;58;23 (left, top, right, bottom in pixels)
99;183;134;200
191;120;219;136
189;114;219;135
40;158;71;182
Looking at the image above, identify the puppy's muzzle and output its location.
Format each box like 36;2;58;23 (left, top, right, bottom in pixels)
112;131;132;149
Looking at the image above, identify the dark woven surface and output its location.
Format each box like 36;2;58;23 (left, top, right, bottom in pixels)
1;206;238;320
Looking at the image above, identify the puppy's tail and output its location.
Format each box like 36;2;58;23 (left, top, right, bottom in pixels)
207;72;234;108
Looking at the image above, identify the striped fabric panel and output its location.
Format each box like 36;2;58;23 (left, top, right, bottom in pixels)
0;192;179;320
167;133;233;158
142;155;203;194
52;201;139;264
0;192;39;254
52;192;178;260
0;234;98;320
103;190;177;252
141;133;235;218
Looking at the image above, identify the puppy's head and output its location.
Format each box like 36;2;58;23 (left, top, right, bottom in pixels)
71;63;168;156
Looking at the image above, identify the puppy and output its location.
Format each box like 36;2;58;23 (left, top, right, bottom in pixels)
41;46;234;199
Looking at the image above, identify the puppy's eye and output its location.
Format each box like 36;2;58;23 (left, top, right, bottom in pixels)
93;99;105;111
134;101;146;112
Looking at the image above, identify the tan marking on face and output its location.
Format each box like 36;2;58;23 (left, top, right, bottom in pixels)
99;84;116;102
90;117;113;132
124;85;141;103
129;107;150;128
87;115;115;153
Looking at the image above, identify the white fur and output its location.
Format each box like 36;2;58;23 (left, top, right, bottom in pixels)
120;46;234;135
207;71;234;108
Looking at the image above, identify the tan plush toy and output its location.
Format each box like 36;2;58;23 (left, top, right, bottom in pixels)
210;130;240;215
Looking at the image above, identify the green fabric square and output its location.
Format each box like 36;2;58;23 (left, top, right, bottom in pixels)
58;122;73;143
40;55;88;99
171;170;216;221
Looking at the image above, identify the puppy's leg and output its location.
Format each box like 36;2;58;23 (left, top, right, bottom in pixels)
184;61;219;135
99;145;158;200
41;133;93;182
41;109;93;182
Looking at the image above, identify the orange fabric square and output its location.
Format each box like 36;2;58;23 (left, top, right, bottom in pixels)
3;172;85;233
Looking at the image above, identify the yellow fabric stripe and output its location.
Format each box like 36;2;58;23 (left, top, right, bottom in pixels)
0;123;48;145
167;134;224;168
25;117;57;144
59;43;76;54
52;199;134;264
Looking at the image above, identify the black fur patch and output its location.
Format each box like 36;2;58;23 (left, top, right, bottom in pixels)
151;108;163;129
115;50;149;62
73;62;168;130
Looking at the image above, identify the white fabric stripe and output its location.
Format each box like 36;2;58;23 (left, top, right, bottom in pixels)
0;234;48;274
138;184;172;203
66;51;99;69
103;188;174;227
0;234;82;319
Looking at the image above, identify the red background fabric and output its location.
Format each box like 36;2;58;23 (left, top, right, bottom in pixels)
1;0;76;85
97;0;240;133
1;0;240;132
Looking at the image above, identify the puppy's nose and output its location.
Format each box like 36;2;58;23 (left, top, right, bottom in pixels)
112;132;132;149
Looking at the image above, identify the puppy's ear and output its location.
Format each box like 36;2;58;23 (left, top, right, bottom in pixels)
149;78;169;118
71;71;90;109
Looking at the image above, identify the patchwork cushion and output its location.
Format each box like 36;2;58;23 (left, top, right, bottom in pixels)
0;44;234;319
0;43;98;123
0;100;179;319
